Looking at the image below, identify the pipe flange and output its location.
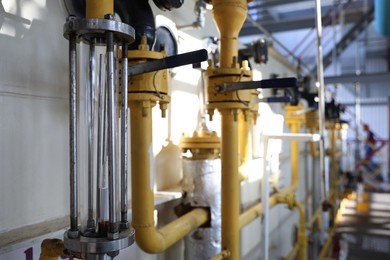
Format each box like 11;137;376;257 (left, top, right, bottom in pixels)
285;104;305;128
63;16;135;44
180;130;221;159
64;228;135;256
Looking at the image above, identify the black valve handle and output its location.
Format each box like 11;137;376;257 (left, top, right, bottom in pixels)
258;96;292;103
216;77;298;93
128;49;208;76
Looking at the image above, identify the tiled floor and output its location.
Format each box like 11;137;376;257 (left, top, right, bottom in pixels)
335;192;390;259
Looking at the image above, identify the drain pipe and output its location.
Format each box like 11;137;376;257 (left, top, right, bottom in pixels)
130;99;209;253
315;0;329;202
177;0;206;30
315;0;331;246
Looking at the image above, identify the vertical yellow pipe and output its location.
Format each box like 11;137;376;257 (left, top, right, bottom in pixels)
212;0;248;68
86;0;114;18
276;197;307;260
290;123;300;187
295;200;307;260
130;100;156;244
129;100;209;253
220;109;240;260
238;111;251;163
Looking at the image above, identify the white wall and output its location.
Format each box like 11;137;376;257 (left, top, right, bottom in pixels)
0;0;69;233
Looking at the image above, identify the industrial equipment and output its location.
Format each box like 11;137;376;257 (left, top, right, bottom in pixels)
62;11;135;259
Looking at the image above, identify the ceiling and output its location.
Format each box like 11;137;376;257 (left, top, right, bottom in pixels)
235;0;390;99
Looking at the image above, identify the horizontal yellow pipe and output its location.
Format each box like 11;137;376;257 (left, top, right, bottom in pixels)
130;100;209;253
284;242;299;260
239;184;297;229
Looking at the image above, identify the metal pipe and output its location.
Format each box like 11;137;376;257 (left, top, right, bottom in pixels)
96;54;104;227
220;109;240;260
354;82;361;163
261;121;302;260
106;30;118;234
130;100;209;253
120;42;129;226
87;40;96;229
261;136;270;260
69;32;78;233
330;126;338;203
315;0;329;201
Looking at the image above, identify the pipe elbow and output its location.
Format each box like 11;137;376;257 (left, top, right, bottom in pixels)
134;227;167;253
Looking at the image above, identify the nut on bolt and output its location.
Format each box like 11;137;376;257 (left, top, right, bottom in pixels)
159;102;168;118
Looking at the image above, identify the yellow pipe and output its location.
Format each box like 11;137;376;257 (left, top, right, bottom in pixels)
86;0;114;18
239;184;297;229
130;100;209;253
295;200;307;260
284;242;299;260
238;111;251;163
276;196;307;260
212;0;248;68
211;250;231;260
308;206;322;229
318;195;348;259
220;109;240;260
318;226;336;260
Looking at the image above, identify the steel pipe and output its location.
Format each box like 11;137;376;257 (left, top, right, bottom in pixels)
87;40;96;230
106;29;118;235
96;54;104;228
315;0;329;201
69;32;79;234
120;42;129;226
